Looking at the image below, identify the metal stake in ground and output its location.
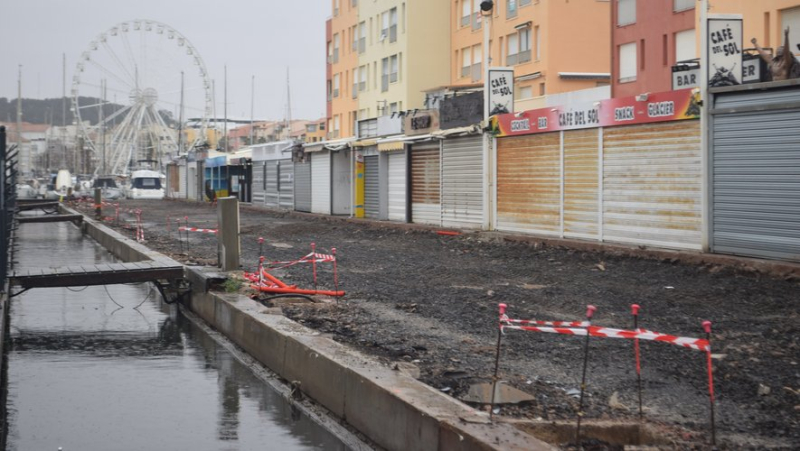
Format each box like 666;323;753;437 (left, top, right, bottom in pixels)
575;304;597;446
332;247;340;303
184;216;190;255
490;303;507;421
632;303;643;419
258;237;264;259
703;320;716;447
94;188;102;220
311;242;317;292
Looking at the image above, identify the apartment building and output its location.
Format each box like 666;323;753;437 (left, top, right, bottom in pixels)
451;0;611;111
356;0;450;123
611;0;800;98
326;0;359;139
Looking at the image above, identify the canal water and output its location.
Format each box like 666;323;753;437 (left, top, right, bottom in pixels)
5;221;352;450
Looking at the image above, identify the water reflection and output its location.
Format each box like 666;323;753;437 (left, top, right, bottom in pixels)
5;221;350;450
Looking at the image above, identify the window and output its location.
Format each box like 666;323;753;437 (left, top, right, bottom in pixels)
351;0;357;6
535;25;540;60
472;44;482;81
333;73;340;98
472;0;482;30
461;47;472;77
333;33;340;64
782;7;800;51
507;0;518;19
333;0;340;16
675;29;695;63
359;65;367;91
351;25;358;51
461;0;471;27
520;0;531;6
381;11;390;41
389;8;398;42
333;116;340;138
539;83;545;96
320;122;325;130
507;32;519;65
352;68;358;98
358;22;366;53
389;102;399;115
390;54;399;83
381;57;390;91
307;124;317;132
618;0;635;26
327;41;333;64
619;42;637;82
516;85;533;99
674;0;694;12
519;27;531;63
327;80;332;101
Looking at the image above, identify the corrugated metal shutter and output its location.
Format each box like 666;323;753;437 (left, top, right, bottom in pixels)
252;161;266;205
603;121;702;250
196;161;205;202
411;143;441;225
294;162;312;212
311;151;331;214
265;161;279;208
188;166;197;200
364;155;380;219
442;136;483;228
387;151;406;221
178;165;187;198
497;133;561;235
712;105;800;260
564;129;599;239
279;160;294;209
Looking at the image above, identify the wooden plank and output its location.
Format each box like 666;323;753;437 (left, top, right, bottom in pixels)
17;214;83;224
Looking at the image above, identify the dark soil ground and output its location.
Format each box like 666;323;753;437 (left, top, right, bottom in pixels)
77;199;799;449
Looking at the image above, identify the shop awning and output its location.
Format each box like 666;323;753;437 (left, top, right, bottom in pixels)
431;125;481;138
377;141;404;152
303;137;355;153
352;139;378;148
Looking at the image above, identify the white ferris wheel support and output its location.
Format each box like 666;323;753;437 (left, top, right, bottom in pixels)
71;20;211;176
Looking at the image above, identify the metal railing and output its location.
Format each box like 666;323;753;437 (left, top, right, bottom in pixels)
1;126;18;291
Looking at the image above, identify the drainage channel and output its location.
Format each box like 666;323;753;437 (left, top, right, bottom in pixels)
4;219;371;450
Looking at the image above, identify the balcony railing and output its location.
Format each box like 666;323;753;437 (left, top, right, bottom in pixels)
381;74;389;92
389;71;398;83
461;65;470;78
332;49;339;64
461;15;470;27
359;81;366;91
472;12;481;31
518;49;532;64
471;63;482;82
358;37;366;53
507;53;518;66
352;85;358;98
389;25;397;43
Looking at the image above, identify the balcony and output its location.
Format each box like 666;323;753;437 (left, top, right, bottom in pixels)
471;63;482;82
389;24;397;43
352;85;358;98
332;49;339;64
381;74;389;92
461;15;470;27
461;65;470;78
472;12;481;31
359;81;366;92
358;37;366;54
518;49;532;64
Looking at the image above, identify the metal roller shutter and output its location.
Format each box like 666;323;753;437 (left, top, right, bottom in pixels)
311;152;331;214
497;133;561;235
442;136;483;229
387;151;406;222
411;143;441;226
178;165;187;198
712;96;800;260
265;161;279;208
364;155;380;219
252;162;266;205
603;121;702;250
279;160;294;209
294;162;312;212
564;129;599;239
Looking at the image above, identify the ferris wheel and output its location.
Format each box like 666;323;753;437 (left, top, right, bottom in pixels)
71;20;211;176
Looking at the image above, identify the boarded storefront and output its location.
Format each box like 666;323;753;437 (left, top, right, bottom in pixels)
492;89;702;250
710;82;800;261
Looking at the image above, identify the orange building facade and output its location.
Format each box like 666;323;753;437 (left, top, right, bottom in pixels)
450;0;611;110
327;0;359;139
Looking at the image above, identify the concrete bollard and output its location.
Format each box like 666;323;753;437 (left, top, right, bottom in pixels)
216;196;240;271
94;188;102;220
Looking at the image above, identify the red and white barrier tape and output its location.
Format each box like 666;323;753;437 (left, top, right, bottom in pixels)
503;318;590;328
501;319;709;352
178;226;218;234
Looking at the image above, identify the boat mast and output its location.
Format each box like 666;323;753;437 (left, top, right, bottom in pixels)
16;65;23;175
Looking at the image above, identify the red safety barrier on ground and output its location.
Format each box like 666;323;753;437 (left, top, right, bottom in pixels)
178;226;218;234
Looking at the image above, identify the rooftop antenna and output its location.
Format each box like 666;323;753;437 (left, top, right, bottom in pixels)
286;67;292;140
224;65;228;152
250;75;255;145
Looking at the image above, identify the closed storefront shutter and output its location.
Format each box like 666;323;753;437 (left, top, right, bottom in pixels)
442;136;483;228
410;143;441;225
712;89;800;260
603;121;701;250
564;129;599;239
311;151;332;214
387;151;406;222
364;155;380;219
294;162;312;212
252;162;266;205
278;160;294;209
497;133;561;235
178;165;187;198
265;161;279;208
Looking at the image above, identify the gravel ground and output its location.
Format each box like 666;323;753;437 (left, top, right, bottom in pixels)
78;199;799;449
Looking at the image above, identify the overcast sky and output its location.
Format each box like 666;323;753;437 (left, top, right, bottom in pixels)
0;0;330;121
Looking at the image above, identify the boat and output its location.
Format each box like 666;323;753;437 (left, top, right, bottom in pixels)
91;176;123;200
44;169;74;200
125;170;164;199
